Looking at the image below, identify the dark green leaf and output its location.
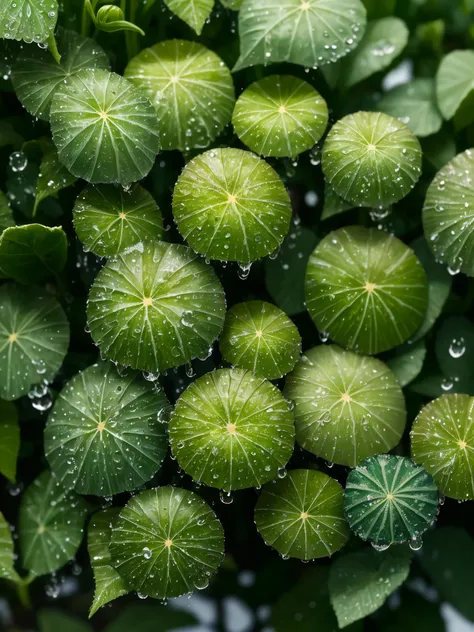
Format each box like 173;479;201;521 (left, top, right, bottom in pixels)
34;149;77;215
104;603;198;632
0;399;19;482
0;511;20;583
0;190;14;233
388;340;427;387
362;0;395;19
381;592;445;632
321;182;354;221
38;609;92;632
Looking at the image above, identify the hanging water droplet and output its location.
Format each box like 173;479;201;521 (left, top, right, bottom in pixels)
371;542;390;552
9;151;27;172
449;337;466;359
277;467;287;479
319;331;329;343
220;491;233;504
408;535;423;551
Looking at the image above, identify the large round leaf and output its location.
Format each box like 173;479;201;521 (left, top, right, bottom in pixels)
0;284;70;400
73;184;163;258
44;362;170;497
232;75;328;158
125;40;234;152
87;242;226;373
11;28;110;121
322;111;422;208
233;0;367;71
50;68;160;184
254;469;349;560
436;50;474;121
219;301;301;379
411;394;474;501
344;454;439;546
110;486;225;598
172;148;291;262
0;0;57;45
168;368;295;491
285;345;406;466
305;226;428;355
19;470;88;576
423;149;474;277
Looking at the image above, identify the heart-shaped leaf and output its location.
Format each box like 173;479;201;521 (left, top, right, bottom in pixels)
0;0;58;45
387;340;426;387
0;399;19;482
436;50;474;121
0;190;14;233
321;182;354;221
164;0;214;34
34;148;77;215
0;511;20;583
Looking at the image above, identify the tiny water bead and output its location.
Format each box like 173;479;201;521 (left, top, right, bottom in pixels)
423;149;474;277
8;151;27;172
172;148;292;263
411;394;474;501
284;345;406;467
220;301;302;380
87;242;226;373
322;111;422;208
344;455;439;546
125;39;235;152
109;486;224;599
168;368;295;491
304;226;428;355
254;469;349;560
44;362;170;497
232;75;328;158
73;184;163;258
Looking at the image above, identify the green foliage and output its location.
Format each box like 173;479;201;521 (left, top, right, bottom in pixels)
0;399;19;482
164;0;214;34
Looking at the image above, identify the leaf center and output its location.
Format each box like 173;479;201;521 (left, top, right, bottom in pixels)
364;281;377;293
8;332;17;343
227;423;237;435
164;538;173;548
143;297;153;307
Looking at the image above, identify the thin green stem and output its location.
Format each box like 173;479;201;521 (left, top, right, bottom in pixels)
16;575;34;609
81;0;91;36
125;0;139;60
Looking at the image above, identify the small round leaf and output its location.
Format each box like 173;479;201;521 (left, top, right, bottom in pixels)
44;362;170;497
436;50;474;121
411;394;474;501
423;149;474;277
125;40;234;151
110;486;224;598
254;469;349;560
305;226;428;355
169;368;295;491
285;345;406;466
322;111;422;208
344;454;439;546
87;242;226;373
0;284;70;400
220;301;301;379
232;75;328;158
50;68;160;184
172;148;292;262
73;184;163;258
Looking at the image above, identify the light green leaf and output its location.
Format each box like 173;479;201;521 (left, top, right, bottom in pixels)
388;340;427;387
329;547;412;628
436;50;474;121
339;18;409;89
234;0;367;71
0;224;68;284
0;0;58;45
0;399;19;483
0;511;20;583
0;190;14;233
19;470;88;576
220;0;242;7
38;609;92;632
104;603;198;632
164;0;214;34
88;509;128;617
34;149;77;215
321;182;354;220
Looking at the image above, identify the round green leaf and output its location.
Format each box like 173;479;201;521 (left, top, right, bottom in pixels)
220;301;301;379
344;454;439;546
377;78;443;138
305;226;428;355
0;0;57;45
44;362;170;497
110;486;225;598
73;184;163;258
411;394;474;501
423;149;474;277
339;18;408;89
19;470;88;576
168;368;295;491
0;190;14;233
124;40;234;152
11;29;110;121
436;50;474;121
172;148;291;263
50;68;160;184
322;111;422;208
254;469;349;559
233;0;367;71
164;0;213;35
87;242;226;373
232;75;328;158
285;345;406;467
0;284;70;401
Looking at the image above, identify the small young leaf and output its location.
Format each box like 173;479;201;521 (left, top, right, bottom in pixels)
233;0;367;71
329;547;412;628
0;224;68;284
88;509;128;616
38;609;92;632
19;470;88;576
73;184;163;258
110;486;225;598
0;0;58;46
435;316;474;390
255;469;349;560
34;149;77;215
169;368;295;491
388;340;427;388
0;284;70;400
0;190;14;233
104;603;198;632
50;69;160;184
436;50;474;121
321;182;354;221
164;0;214;35
0;511;20;583
0;399;19;483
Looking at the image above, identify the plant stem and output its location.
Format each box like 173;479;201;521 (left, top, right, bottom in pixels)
16;576;33;609
125;0;139;60
81;0;91;36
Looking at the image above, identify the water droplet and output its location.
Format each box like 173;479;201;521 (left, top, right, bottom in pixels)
220;491;233;504
9;151;27;172
449;337;466;359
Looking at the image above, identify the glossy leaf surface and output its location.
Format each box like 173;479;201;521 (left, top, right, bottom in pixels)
164;0;214;34
34;148;77;214
0;0;58;45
